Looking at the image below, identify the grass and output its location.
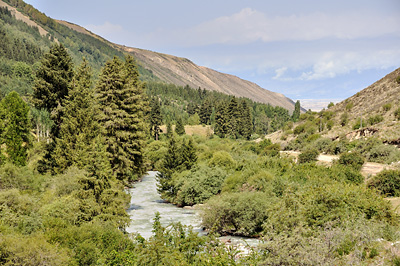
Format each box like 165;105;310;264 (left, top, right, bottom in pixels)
159;125;213;137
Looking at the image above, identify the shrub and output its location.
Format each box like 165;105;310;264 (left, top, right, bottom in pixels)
340;112;349;126
337;152;365;171
208;151;236;169
326;120;334;130
298;149;319;164
382;103;392;112
368;170;400;197
201;192;269;236
367;114;383;125
263;143;281;157
394;107;400;121
345;102;354;111
174;165;227;206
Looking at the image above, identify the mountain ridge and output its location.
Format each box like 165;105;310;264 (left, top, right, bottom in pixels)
55;19;297;112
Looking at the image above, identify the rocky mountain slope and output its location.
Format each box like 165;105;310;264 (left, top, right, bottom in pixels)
56;19;296;112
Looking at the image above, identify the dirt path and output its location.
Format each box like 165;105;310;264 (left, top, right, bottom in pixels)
281;151;390;176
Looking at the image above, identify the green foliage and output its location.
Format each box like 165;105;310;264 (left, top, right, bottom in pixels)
394;107;400;120
337;152;365;171
149;97;162;140
208;151;236;169
202;192;269;236
328;102;335;108
175;117;185;135
340;112;349;126
96;56;148;182
382;103;392;112
345;102;354;111
368;169;400;197
298;149;319;163
292;100;301;122
367;114;384;125
0;91;30;166
174;165;227;206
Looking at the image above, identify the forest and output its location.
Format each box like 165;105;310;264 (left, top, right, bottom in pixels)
1;2;400;265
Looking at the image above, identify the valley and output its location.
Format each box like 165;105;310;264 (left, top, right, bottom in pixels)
0;0;399;265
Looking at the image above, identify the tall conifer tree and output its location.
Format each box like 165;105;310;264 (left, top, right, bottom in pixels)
175;117;185;135
149;97;162;140
32;43;74;139
96;56;147;182
52;58;110;182
239;100;253;140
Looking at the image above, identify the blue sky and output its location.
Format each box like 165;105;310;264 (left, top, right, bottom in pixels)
24;0;400;109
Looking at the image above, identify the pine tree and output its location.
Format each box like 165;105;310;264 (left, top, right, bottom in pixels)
0;91;30;166
96;56;148;182
157;136;180;199
175;117;185;135
32;43;74;139
292;100;301;122
149;97;162;140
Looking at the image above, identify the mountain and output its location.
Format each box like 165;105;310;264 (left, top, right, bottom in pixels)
28;6;295;112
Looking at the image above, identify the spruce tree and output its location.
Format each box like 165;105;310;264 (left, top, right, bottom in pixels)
239;100;253;140
149;97;162;140
214;103;228;138
175;117;185;135
52;58;110;181
96;56;148;182
226;97;240;138
0;91;30;166
32;43;74;138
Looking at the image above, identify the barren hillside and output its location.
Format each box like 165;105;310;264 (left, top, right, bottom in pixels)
59;21;297;112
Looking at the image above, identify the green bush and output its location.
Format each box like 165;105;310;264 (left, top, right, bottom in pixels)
382;103;392;112
174;165;227;206
201;192;269;236
394;107;400;121
208;151;236;169
337;152;365;171
298;149;319;164
263;143;281;157
367;114;384;125
368;170;400;197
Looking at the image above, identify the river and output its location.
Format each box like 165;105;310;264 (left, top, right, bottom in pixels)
126;171;261;247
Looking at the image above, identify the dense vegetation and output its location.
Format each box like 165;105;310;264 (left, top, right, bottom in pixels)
152;134;400;264
146;81;293;138
1;1;400;265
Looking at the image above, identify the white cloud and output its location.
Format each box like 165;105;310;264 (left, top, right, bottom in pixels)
176;8;400;46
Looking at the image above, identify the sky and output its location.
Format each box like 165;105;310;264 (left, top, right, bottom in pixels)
24;0;400;109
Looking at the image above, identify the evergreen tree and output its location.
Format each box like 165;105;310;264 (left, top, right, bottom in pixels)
239;100;253;140
96;56;148;182
166;120;173;139
52;58;110;181
199;99;212;125
0;91;30;166
32;43;74;138
157;136;180;198
214;103;228;138
175;117;185;135
149;97;162;140
180;138;197;170
292;100;301;122
226;97;240;138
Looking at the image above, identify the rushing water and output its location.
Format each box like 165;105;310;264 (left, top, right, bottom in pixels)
126;171;203;238
126;171;261;247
